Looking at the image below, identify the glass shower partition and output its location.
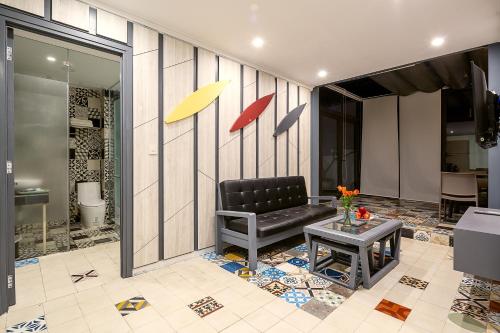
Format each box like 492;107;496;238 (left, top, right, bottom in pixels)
13;35;70;258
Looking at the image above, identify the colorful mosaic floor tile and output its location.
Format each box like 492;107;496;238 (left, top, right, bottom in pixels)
16;222;119;260
448;275;499;331
188;296;223;317
261;267;287;280
288;257;308;267
280;289;312;308
71;269;98;283
115;296;150;316
201;235;352;319
220;261;245;273
399;275;429;290
375;299;411;321
301;298;335;320
6;315;47;333
262;281;291;296
15;257;39;269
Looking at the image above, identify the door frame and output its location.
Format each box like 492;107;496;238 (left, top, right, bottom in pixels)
0;5;134;314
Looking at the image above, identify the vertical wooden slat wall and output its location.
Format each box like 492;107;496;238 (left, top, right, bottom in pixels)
257;72;276;178
242;66;257;179
288;83;299;176
1;0;315;269
132;25;159;268
163;36;195;259
299;87;312;193
0;0;44;16
196;49;217;249
276;79;288;176
96;9;128;43
52;0;89;31
218;58;241;182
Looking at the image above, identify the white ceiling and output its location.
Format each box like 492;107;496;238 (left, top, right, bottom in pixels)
93;0;500;87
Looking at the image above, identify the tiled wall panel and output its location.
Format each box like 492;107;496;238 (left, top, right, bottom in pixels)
288;83;299;176
218;58;241;182
96;9;128;43
258;72;276;178
242;66;257;179
299;87;311;194
197;49;216;249
132;24;159;268
0;0;44;16
276;79;288;177
163;36;194;259
52;0;89;32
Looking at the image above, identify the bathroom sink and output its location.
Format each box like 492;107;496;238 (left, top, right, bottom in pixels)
16;188;49;195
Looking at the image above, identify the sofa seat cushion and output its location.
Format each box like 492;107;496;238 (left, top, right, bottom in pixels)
226;204;338;238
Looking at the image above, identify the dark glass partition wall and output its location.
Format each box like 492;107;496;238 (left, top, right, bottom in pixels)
319;87;362;195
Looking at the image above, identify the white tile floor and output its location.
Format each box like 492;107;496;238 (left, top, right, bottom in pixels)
0;238;468;333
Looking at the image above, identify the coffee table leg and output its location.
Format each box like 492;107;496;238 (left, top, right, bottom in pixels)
368;247;374;271
394;229;401;261
349;252;359;289
310;240;319;273
390;233;395;257
305;232;312;261
359;246;371;288
379;239;386;268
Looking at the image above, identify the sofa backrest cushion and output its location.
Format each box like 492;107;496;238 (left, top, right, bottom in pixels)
219;176;308;215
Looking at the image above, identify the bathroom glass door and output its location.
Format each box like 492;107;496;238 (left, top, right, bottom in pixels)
13;31;70;259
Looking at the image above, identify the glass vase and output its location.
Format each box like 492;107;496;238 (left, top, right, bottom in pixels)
343;207;352;226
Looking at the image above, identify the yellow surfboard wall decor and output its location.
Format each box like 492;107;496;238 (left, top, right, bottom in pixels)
165;80;230;124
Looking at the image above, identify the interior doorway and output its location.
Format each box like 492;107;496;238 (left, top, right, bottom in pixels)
12;30;122;260
318;87;362;195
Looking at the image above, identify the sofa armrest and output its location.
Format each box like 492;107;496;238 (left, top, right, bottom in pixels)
216;210;257;238
308;196;337;207
216;210;256;219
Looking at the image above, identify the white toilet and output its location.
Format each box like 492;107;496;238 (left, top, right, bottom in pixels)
78;182;106;228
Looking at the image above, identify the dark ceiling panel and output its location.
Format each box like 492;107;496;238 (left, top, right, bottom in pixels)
336;77;392;98
335;47;488;97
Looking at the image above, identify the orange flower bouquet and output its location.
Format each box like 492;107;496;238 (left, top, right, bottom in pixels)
337;185;360;226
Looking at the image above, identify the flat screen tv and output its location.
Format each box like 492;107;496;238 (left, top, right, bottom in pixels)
471;61;499;149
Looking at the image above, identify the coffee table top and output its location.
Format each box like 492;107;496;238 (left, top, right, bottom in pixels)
304;215;402;246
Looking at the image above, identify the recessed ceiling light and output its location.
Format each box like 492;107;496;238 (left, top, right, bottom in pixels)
317;70;328;78
251;37;264;48
431;36;445;47
46;56;56;62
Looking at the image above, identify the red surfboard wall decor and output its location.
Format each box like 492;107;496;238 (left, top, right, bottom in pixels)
229;93;275;132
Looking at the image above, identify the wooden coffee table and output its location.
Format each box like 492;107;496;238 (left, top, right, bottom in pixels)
304;215;402;289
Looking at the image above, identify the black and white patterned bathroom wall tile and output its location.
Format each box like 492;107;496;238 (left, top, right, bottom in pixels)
103;95;114;129
68;86;117;226
75;105;89;119
86;89;101;98
88;170;100;182
88;128;103;150
74;87;89;107
69;104;75;118
69;159;88;182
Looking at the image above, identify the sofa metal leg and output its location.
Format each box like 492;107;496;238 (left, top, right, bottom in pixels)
248;245;258;271
215;215;224;255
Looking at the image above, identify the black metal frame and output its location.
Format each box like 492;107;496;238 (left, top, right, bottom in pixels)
0;5;134;314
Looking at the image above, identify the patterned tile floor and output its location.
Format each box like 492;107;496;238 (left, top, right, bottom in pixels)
15;222;119;260
0;239;476;333
2;227;492;332
352;195;466;247
201;236;354;319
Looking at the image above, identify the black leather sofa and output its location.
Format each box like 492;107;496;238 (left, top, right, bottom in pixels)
216;176;337;270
